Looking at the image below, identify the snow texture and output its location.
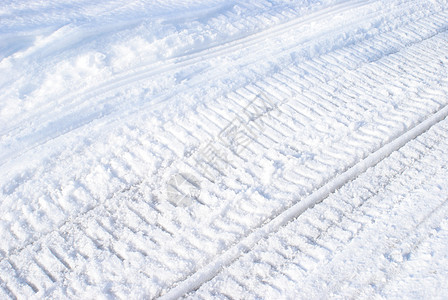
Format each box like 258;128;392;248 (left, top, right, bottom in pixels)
0;0;448;299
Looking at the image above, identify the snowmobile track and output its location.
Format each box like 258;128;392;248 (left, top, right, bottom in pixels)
0;1;447;299
0;0;442;167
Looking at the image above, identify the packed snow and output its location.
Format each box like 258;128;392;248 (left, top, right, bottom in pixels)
0;0;447;299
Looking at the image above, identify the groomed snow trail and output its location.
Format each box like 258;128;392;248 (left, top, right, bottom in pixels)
0;0;447;299
188;101;448;300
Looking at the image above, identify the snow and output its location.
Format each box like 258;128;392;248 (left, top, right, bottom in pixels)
0;0;448;299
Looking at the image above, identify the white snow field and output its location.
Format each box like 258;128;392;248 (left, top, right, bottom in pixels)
1;0;448;298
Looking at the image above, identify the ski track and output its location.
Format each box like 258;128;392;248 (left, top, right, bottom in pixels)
0;0;442;166
0;0;396;164
0;0;448;299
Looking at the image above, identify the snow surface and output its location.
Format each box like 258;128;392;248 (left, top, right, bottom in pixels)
0;0;448;299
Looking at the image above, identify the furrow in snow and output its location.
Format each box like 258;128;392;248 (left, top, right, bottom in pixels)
189;97;448;300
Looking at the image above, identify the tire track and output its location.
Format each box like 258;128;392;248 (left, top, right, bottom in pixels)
0;0;425;166
0;0;368;137
179;83;448;300
0;2;447;298
1;0;446;269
